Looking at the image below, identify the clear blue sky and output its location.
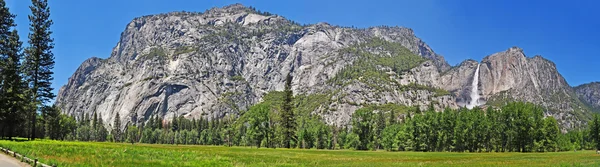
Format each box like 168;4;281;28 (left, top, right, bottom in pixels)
6;0;600;98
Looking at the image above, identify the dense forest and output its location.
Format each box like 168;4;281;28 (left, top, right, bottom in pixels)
53;101;600;153
12;76;600;153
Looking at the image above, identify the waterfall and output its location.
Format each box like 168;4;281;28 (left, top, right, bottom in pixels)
466;64;481;109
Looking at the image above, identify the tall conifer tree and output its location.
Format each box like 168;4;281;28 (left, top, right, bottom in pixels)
0;0;26;139
281;73;296;148
23;0;55;140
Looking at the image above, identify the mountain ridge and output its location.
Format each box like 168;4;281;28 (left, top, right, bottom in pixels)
56;3;597;130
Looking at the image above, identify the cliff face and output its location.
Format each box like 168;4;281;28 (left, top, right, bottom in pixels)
56;4;596;130
477;47;592;128
575;82;600;110
56;4;455;129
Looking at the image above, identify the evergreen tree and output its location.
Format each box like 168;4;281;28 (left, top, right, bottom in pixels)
543;117;559;152
155;116;163;130
591;114;600;150
148;116;155;130
280;73;295;148
351;108;374;150
96;117;108;141
113;112;122;142
374;110;385;150
92;112;98;130
22;0;55;140
171;115;179;132
43;105;61;139
59;114;76;140
388;109;396;125
126;125;139;144
0;0;26;139
1;31;25;139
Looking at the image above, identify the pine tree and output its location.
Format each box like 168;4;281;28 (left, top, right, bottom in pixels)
93;112;98;130
148;116;155;130
591;114;600;150
280;73;295;148
113;112;122;142
96;117;108;141
43;105;60;139
388;109;396;125
374;110;385;150
1;27;26;139
22;0;55;140
0;9;25;138
126;125;139;144
172;115;179;132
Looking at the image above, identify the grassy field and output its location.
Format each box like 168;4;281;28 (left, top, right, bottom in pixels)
0;140;598;167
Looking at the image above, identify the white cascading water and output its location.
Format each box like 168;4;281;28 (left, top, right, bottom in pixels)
466;64;481;109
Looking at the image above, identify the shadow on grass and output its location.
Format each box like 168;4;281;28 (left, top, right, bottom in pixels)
0;137;32;142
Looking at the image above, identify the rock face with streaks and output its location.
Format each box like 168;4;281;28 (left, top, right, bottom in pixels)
56;4;597;130
477;47;593;129
56;4;455;129
575;82;600;110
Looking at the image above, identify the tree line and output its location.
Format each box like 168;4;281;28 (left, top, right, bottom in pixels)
40;76;600;153
50;100;600;153
0;0;56;140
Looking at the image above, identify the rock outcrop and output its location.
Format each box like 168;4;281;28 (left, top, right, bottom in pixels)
56;4;455;129
575;82;600;110
477;47;592;128
56;4;597;130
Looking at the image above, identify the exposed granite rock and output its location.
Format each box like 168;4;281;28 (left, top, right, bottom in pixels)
478;47;591;129
56;4;453;129
56;4;596;130
575;82;600;110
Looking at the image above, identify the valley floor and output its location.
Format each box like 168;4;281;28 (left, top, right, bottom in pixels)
0;140;598;167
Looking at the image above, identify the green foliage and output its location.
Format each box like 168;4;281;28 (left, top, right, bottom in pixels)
142;76;158;81
590;114;600;150
543;117;560;151
351;108;374;150
381;124;401;151
123;82;133;87
126;125;139;144
112;112;122;142
229;75;245;82
245;103;271;148
400;83;451;97
140;47;167;60
43;105;61;140
31;91;595;155
173;46;196;55
329;38;426;90
340;102;577;152
0;24;27;139
294;93;332;115
280;73;295;148
344;132;360;150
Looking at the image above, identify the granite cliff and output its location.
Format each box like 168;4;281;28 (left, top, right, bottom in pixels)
56;4;597;130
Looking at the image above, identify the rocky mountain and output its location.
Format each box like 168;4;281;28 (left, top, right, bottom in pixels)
478;47;593;128
56;4;596;130
575;82;600;109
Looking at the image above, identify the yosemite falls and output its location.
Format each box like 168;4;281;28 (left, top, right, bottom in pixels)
466;64;481;109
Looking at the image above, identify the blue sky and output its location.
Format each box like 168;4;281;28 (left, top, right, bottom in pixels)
5;0;600;98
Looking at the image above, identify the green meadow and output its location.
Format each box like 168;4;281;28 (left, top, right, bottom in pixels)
0;140;599;167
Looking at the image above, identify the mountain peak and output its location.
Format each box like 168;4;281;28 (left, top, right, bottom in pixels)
221;3;250;11
205;3;254;16
508;46;524;53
